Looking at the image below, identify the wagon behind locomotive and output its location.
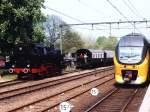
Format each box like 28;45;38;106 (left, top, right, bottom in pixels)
76;49;114;68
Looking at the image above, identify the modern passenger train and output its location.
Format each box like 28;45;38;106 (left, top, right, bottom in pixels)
114;33;150;84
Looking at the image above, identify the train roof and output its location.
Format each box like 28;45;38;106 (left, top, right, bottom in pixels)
15;43;45;47
118;33;149;47
76;48;113;53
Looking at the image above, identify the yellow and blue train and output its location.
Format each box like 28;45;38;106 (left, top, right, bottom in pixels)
114;33;150;84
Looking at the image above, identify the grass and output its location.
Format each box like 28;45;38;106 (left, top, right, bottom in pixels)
0;69;17;82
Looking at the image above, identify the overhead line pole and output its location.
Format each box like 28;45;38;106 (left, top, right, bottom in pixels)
109;23;111;37
60;20;150;27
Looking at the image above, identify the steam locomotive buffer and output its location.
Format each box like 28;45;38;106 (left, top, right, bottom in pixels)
0;34;150;112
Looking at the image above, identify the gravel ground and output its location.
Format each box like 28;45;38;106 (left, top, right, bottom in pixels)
124;87;148;112
49;79;115;112
17;75;114;112
0;68;113;112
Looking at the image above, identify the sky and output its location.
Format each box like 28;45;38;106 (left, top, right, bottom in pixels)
41;0;150;40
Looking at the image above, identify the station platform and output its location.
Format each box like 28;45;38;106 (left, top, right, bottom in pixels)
139;84;150;112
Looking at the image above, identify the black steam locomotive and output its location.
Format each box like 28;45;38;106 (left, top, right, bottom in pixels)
8;43;63;79
76;49;114;68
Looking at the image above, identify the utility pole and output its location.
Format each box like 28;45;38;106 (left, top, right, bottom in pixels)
109;23;112;37
60;25;63;54
133;22;136;33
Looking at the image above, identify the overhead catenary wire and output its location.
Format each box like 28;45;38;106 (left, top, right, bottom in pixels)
106;0;141;33
72;25;150;31
122;0;144;19
60;20;150;26
127;0;144;19
78;0;106;19
78;0;113;36
42;5;85;23
78;0;113;35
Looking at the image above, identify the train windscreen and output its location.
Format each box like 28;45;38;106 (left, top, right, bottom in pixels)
118;46;143;64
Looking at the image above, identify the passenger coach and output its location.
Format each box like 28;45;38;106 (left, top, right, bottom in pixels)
114;33;150;84
76;49;113;68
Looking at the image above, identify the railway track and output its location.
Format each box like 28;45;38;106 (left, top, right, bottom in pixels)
0;69;80;87
0;66;114;112
8;73;114;112
0;67;113;100
39;75;114;112
84;87;147;112
0;67;92;89
0;80;24;87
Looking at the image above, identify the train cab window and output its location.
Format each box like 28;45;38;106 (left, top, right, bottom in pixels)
118;46;143;64
31;47;38;55
36;47;44;55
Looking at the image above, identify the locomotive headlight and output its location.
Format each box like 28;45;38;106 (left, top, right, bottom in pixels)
27;64;30;67
23;68;29;73
8;68;14;73
12;65;15;68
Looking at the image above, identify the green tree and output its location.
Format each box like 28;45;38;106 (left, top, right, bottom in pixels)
62;30;84;53
95;36;107;49
103;36;118;50
96;36;107;45
0;0;45;44
95;36;118;50
43;15;69;47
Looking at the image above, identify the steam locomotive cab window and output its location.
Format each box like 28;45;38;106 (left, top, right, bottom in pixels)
119;47;143;64
36;47;44;55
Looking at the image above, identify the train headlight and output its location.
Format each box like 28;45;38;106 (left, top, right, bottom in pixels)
12;65;15;68
27;64;30;67
23;68;29;73
19;47;22;51
8;68;14;73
